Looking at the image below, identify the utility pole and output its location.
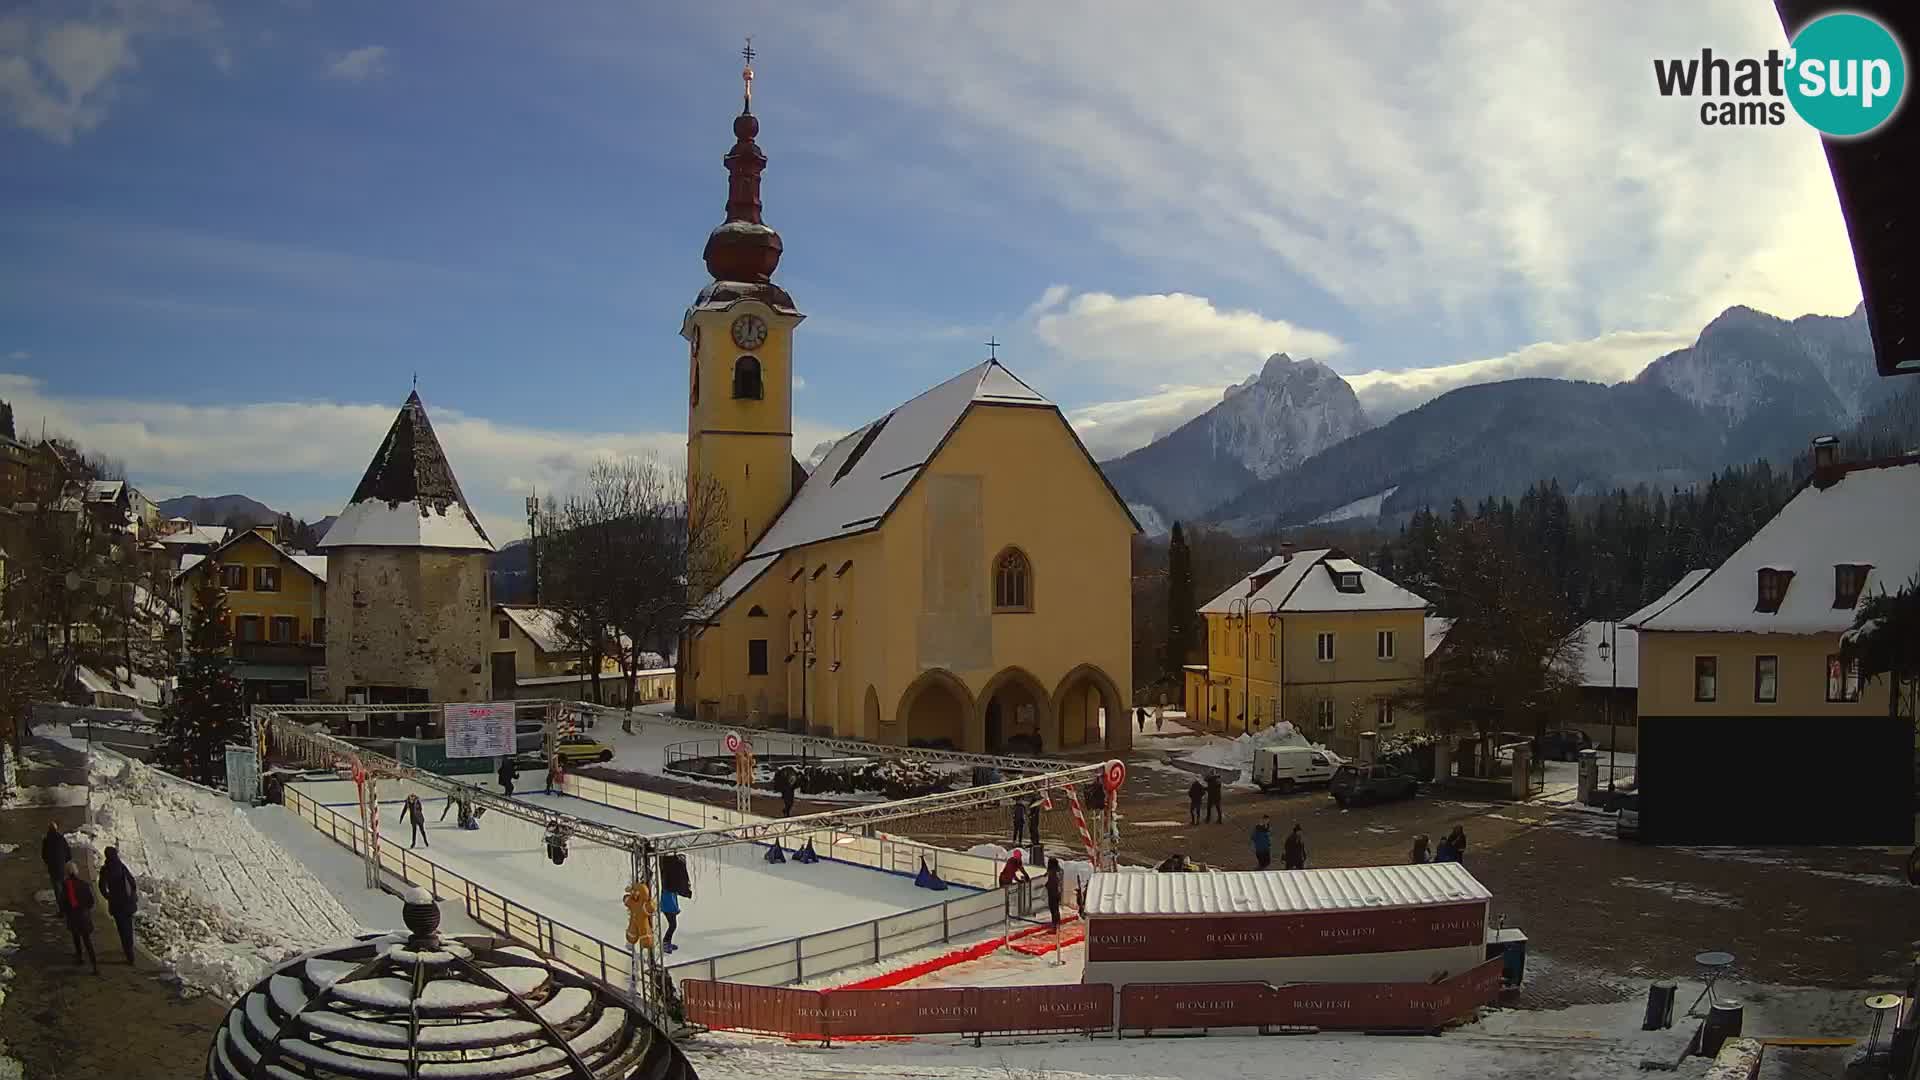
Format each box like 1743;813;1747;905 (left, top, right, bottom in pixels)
524;492;541;604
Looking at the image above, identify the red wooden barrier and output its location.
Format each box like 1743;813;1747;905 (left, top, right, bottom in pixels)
684;980;1114;1039
1118;957;1507;1033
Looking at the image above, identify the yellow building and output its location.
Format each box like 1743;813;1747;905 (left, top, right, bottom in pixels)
678;69;1137;754
1185;548;1428;752
1626;447;1917;844
178;526;328;703
489;604;674;707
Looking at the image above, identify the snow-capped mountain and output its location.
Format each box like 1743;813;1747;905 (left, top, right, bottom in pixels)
1103;353;1372;530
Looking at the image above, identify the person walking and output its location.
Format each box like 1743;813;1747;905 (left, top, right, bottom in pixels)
1186;780;1205;825
498;756;519;799
1409;833;1431;864
1251;816;1273;870
98;847;138;965
1205;772;1224;824
403;794;429;848
57;862;99;974
1044;857;1065;932
775;767;798;818
659;887;681;954
545;755;563;795
41;822;71;895
1155;700;1165;733
1281;824;1307;870
1135;707;1146;734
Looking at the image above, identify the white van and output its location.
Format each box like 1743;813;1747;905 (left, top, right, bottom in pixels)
1252;746;1340;793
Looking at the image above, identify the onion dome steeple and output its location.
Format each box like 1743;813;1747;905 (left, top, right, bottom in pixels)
702;38;784;285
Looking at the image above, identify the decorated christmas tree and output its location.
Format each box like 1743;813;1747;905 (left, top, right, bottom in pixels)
164;568;245;785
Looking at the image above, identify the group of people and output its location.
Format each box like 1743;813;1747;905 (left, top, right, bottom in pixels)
1133;705;1166;735
40;822;139;974
1186;774;1225;824
997;848;1073;933
1408;825;1470;864
1248;816;1308;870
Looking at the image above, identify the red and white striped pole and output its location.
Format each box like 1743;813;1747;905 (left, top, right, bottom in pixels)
1066;786;1099;865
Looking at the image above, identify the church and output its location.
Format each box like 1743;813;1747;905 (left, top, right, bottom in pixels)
678;52;1137;755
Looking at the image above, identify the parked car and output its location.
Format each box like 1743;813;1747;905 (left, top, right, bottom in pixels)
1615;790;1641;841
1534;728;1593;762
1330;763;1418;807
553;737;614;765
1253;746;1340;793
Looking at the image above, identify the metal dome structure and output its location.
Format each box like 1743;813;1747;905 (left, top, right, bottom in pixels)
207;888;695;1080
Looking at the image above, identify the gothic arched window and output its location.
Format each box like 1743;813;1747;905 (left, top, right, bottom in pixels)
993;547;1033;612
732;356;763;400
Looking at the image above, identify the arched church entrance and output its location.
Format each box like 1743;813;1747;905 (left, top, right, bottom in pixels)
1053;664;1129;753
978;667;1052;755
896;669;973;750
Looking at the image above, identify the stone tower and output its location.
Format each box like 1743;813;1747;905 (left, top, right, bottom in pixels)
683;44;805;568
320;391;495;711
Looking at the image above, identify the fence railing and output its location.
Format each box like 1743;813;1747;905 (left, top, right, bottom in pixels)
281;777;1014;989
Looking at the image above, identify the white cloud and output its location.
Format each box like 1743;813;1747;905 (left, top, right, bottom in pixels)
1067;385;1224;461
775;3;1862;340
0;373;843;545
1029;288;1344;391
0;1;221;143
1342;329;1698;421
325;45;387;83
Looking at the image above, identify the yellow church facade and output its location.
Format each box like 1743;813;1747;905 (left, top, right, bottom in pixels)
676;64;1136;755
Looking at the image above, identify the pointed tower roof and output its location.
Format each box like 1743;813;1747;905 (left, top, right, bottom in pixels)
319;392;494;552
694;41;798;315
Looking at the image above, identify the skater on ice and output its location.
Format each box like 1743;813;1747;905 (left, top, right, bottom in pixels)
498;755;519;798
403;793;429;848
1282;823;1307;870
1251;816;1273;870
775;766;798;817
1186;780;1204;824
57;861;99;974
98;846;138;966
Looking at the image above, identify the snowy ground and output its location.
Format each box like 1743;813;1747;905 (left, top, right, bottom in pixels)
292;777;974;972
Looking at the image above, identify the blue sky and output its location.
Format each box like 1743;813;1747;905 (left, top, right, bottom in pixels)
0;1;1866;541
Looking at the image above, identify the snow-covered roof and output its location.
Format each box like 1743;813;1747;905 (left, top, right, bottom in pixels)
74;664;170;706
1574;620;1638;689
517;665;672;687
1424;616;1453;659
174;533;326;585
692;359;1133;620
1633;459;1920;634
497;606;632;657
85;479;124;502
294;555;327;583
1620;569;1710;628
1085;863;1489;917
320;392;494;552
158;525;231;547
1200;548;1428;614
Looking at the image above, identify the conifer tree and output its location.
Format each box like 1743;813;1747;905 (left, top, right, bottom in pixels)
166;569;245;785
1164;522;1196;682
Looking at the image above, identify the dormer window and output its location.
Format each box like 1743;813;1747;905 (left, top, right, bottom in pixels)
1755;568;1793;613
1324;556;1367;594
1337;572;1362;593
1833;564;1871;609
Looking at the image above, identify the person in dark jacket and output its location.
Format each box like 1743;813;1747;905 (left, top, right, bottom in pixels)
1409;834;1431;864
498;756;519;798
1010;798;1028;848
775;767;798;818
1186;780;1204;825
57;862;99;973
1135;707;1146;734
1205;773;1224;823
41;822;71;894
98;847;138;965
403;794;429;848
1026;801;1043;856
1251;816;1273;870
1448;825;1469;863
659;887;682;954
1282;824;1307;870
1044;857;1065;931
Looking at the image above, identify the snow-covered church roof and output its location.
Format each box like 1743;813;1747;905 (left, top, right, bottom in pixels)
319;392;494;553
1631;457;1920;635
694;359;1131;619
1199;548;1428;614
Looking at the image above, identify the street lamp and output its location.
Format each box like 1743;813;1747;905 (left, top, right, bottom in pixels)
1228;596;1276;736
1597;621;1619;791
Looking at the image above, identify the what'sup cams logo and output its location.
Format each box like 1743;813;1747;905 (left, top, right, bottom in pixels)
1654;11;1907;137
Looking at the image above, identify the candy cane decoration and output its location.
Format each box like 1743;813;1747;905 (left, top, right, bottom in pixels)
365;774;383;889
1066;786;1099;865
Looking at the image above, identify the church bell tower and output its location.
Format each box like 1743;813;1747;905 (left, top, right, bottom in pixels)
684;39;803;567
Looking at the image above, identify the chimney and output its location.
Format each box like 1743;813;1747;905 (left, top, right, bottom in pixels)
252;524;276;544
1811;435;1841;488
1278;541;1296;562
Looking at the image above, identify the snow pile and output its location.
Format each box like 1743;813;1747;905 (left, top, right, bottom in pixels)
0;906;19;1080
69;751;369;1000
1179;723;1321;776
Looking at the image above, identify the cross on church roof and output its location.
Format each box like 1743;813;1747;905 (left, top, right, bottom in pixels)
741;37;755;111
985;337;1000;360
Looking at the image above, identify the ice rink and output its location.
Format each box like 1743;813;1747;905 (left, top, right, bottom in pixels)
289;777;974;970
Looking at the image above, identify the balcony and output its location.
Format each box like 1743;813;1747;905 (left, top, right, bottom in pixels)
234;640;324;668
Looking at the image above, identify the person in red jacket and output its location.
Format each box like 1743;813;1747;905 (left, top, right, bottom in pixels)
56;862;99;974
998;847;1031;887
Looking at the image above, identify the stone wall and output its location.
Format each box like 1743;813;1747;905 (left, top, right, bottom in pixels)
324;547;490;703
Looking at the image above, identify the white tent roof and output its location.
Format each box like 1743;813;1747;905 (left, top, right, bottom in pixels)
1200;548;1428;614
1634;459;1920;634
1085;863;1489;918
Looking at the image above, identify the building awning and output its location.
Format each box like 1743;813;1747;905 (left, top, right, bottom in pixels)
235;664;312;682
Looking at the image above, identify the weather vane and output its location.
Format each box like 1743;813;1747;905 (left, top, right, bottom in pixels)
985;336;1000;360
742;37;755;111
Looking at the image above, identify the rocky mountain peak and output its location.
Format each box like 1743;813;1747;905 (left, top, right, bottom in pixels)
1210;354;1372;479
